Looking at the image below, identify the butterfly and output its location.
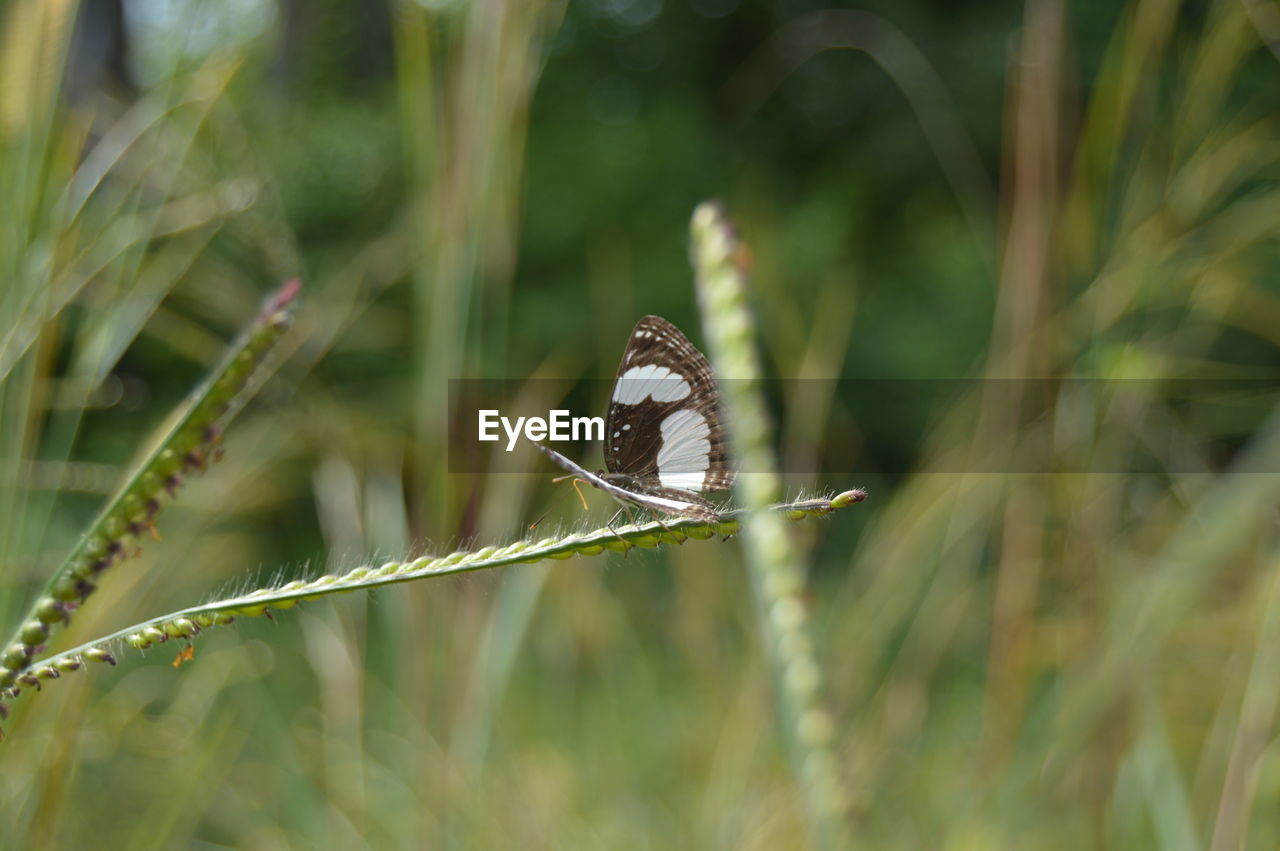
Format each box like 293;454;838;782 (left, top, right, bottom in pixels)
537;315;733;524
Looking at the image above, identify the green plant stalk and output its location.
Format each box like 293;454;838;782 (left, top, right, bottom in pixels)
0;491;864;719
0;280;301;698
691;201;851;849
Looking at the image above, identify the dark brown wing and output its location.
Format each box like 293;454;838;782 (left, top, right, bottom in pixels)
603;315;733;492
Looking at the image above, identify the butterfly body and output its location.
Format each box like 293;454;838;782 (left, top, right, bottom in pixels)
538;315;733;523
599;472;720;520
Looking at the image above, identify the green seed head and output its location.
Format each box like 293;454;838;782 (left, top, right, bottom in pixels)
3;644;31;670
52;576;82;602
103;516;127;539
85;648;117;665
19;621;48;646
36;599;64;625
165;619;198;638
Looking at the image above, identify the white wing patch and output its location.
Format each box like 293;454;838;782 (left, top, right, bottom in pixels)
656;408;711;490
612;365;692;404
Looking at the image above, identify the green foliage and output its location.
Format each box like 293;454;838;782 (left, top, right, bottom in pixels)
1;0;1279;847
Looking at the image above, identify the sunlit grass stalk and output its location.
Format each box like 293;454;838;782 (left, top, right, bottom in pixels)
690;201;850;848
1209;545;1280;850
0;280;301;710
0;491;864;719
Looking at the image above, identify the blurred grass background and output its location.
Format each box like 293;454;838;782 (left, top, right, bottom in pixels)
2;0;1280;847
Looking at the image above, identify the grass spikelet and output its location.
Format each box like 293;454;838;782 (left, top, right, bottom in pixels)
0;280;300;711
691;201;852;848
0;493;862;718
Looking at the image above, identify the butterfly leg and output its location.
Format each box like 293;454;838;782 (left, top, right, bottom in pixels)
648;511;684;545
606;505;633;556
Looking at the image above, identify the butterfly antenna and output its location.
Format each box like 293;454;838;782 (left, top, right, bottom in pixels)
570;478;590;512
549;472;592;512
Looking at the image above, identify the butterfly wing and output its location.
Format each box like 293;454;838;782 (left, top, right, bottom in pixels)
603;315;733;492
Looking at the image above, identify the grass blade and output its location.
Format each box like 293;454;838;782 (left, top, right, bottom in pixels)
692;201;853;849
0;490;865;722
0;280;301;716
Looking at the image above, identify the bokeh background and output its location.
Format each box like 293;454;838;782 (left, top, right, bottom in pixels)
3;0;1280;847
